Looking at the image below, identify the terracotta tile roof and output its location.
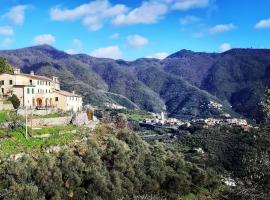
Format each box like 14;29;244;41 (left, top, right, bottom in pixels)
15;73;53;81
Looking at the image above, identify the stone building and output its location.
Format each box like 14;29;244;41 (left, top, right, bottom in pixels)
0;69;83;112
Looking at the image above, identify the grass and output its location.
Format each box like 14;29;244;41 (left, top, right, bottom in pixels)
119;109;153;122
0;111;9;123
0;129;76;156
3;99;12;104
31;125;76;135
32;112;70;119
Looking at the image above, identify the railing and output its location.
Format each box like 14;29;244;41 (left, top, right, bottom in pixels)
35;106;56;110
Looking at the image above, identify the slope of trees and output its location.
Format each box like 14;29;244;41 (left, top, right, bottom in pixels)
0;125;222;200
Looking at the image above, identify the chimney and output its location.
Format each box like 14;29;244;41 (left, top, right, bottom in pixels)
30;70;34;75
14;68;21;74
52;76;59;83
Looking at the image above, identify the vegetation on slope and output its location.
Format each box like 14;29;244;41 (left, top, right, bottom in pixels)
0;124;222;200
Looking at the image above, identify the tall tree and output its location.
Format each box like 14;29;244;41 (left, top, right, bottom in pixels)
0;57;14;74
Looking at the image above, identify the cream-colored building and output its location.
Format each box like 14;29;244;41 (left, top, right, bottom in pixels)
0;69;83;112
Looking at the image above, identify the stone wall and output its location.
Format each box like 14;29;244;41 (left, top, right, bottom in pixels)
0;103;13;111
30;116;73;127
17;108;59;116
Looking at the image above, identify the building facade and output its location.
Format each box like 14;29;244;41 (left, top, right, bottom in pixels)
0;69;83;112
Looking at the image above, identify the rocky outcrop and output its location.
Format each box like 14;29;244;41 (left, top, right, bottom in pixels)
71;112;89;126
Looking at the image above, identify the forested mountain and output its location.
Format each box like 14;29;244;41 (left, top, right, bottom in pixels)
1;45;269;120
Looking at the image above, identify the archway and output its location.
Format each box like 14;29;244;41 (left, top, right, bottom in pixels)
36;98;42;107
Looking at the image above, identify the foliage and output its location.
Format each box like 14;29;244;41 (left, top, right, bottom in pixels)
0;57;14;74
0;130;75;156
0;125;222;199
0;111;9;123
32;112;70;119
8;94;20;109
31;125;76;135
176;124;270;199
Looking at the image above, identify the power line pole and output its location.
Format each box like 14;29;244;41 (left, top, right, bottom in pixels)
25;107;28;139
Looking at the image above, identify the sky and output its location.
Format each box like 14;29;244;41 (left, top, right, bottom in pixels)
0;0;270;60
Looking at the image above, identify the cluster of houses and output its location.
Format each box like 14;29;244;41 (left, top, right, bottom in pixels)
143;112;191;127
0;68;83;112
192;117;250;129
143;111;250;129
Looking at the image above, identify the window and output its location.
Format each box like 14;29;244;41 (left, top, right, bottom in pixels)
1;80;4;85
27;88;30;94
46;89;47;93
55;97;59;102
9;80;13;85
37;80;39;85
29;80;32;85
32;89;34;94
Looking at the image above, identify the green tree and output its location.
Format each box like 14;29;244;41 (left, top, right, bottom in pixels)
9;94;20;109
0;57;14;74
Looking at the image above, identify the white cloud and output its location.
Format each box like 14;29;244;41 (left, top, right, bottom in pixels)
112;1;168;25
82;15;103;31
179;15;200;25
147;52;169;59
126;35;149;48
255;19;270;29
90;45;122;59
172;0;209;10
0;38;13;47
109;33;120;40
50;0;128;31
208;23;236;34
0;26;14;36
219;43;231;52
3;5;29;25
50;0;211;29
65;38;82;54
33;34;56;45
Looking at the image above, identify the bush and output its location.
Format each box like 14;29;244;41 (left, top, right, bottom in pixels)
0;125;222;199
8;94;20;109
0;57;14;74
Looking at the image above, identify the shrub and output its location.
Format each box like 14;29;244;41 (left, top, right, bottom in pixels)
8;94;20;109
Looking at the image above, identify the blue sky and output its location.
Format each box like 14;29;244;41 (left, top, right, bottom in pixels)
0;0;270;60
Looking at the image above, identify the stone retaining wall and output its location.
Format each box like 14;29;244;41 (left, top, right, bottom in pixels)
17;108;59;116
0;103;13;111
31;116;73;127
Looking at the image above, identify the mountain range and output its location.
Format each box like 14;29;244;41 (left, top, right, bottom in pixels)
0;45;269;121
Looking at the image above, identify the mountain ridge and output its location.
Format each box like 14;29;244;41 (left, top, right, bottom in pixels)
0;45;269;120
